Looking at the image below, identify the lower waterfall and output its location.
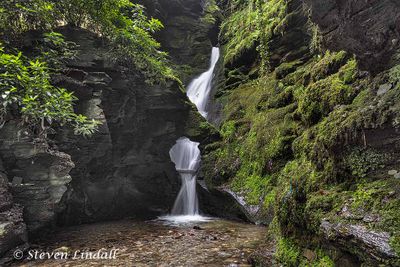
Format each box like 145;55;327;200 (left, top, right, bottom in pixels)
169;137;201;215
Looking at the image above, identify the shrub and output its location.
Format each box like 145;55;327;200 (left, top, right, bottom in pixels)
0;0;174;84
0;46;99;138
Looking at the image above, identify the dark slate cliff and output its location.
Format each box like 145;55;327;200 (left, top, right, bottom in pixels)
305;0;400;73
139;0;216;84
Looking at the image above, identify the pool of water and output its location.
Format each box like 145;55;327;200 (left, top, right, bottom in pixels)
12;219;274;266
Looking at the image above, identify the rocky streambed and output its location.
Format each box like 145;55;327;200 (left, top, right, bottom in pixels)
11;219;274;266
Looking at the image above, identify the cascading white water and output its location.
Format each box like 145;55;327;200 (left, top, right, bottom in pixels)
187;47;220;119
169;137;201;215
161;48;219;223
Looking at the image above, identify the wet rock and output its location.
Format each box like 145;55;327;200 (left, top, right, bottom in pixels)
197;183;248;222
139;0;214;84
217;187;271;224
377;84;392;96
320;220;398;264
363;214;381;223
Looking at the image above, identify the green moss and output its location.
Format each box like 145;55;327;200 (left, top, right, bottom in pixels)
390;234;400;256
220;0;287;65
309;51;349;81
311;253;335;267
296;57;359;125
389;64;400;86
184;109;217;139
305;189;345;232
344;147;387;179
263;188;277;209
275;238;301;267
275;60;303;79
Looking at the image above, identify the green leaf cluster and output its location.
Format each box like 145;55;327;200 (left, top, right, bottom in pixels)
0;0;174;83
0;46;99;138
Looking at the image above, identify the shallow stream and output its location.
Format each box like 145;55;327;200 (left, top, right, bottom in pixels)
15;219;273;266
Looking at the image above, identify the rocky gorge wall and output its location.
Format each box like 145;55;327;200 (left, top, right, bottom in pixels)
0;121;74;260
202;0;400;265
53;26;214;224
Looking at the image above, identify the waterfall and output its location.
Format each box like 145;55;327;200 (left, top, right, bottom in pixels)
169;137;201;215
162;47;219;222
187;47;220;119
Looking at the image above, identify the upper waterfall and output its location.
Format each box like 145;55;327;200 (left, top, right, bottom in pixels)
187;47;220;119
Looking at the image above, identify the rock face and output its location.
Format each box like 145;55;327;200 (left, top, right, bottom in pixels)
305;0;400;73
321;221;396;266
0;159;27;259
139;0;215;84
0;122;74;233
0;122;72;257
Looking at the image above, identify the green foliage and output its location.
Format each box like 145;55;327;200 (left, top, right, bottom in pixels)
351;185;376;209
220;1;260;64
0;0;174;84
390;235;400;257
37;32;78;69
309;23;322;54
0;0;56;37
0;46;99;138
220;120;236;140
